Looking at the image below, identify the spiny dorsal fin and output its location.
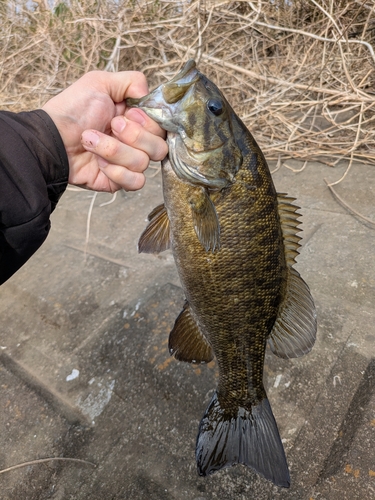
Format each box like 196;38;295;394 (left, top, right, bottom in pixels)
268;267;317;359
169;302;214;364
138;203;171;254
188;187;220;252
277;193;302;266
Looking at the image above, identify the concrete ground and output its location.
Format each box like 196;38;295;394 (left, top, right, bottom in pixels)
0;158;374;500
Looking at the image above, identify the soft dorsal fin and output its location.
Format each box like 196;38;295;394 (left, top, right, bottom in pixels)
268;193;317;358
268;267;317;358
277;194;302;266
138;203;171;254
188;187;220;252
169;302;214;364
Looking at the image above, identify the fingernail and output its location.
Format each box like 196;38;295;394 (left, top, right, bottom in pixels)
126;108;146;126
112;116;126;133
81;130;100;148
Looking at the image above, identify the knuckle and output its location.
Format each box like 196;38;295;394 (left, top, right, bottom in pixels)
124;124;143;148
104;163;146;191
129;173;146;191
132;151;149;172
152;141;168;161
122;171;145;192
81;70;101;83
132;71;148;87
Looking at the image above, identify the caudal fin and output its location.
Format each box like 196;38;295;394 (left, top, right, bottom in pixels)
195;392;290;488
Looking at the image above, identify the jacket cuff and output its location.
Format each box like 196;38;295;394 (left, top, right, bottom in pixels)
23;109;69;210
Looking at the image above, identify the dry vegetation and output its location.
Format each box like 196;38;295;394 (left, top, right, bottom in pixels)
1;0;375;172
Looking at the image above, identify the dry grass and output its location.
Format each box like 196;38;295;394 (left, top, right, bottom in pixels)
1;0;375;169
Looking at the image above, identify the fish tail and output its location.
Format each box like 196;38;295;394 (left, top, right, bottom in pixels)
195;392;290;488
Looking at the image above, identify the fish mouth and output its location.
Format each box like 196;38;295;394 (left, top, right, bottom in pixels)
125;60;199;132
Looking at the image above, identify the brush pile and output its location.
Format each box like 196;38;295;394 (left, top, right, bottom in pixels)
1;0;374;167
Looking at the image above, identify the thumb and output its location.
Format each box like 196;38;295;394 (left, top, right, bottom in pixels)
100;71;150;103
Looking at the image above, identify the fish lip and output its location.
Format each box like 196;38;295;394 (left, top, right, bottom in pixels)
126;89;165;112
125;86;175;129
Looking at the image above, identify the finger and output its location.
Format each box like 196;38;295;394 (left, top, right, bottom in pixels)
111;116;167;161
81;129;150;172
124;108;166;139
98;71;150;102
96;159;146;191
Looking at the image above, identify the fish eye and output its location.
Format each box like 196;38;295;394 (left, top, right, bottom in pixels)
207;99;223;116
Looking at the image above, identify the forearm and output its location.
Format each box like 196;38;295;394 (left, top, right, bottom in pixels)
0;109;69;284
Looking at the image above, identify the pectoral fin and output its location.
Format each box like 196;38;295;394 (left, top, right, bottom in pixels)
268;268;317;358
189;187;220;252
169;302;214;363
138;203;171;254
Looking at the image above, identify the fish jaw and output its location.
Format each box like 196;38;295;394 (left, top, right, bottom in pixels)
125;60;199;133
125;86;178;132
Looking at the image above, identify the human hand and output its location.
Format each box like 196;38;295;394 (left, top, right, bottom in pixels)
42;71;167;192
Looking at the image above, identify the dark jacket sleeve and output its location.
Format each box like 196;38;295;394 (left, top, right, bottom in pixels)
0;109;69;285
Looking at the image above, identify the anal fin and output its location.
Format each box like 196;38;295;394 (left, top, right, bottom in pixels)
169;302;214;363
138;203;171;254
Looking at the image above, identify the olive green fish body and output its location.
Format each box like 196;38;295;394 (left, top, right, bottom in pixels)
163;122;286;412
126;60;316;488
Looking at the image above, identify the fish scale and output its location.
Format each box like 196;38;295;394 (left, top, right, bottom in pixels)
126;59;316;487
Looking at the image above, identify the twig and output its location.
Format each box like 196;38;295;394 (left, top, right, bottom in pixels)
99;192;117;207
284;161;308;173
327;102;365;187
324;180;375;227
0;457;96;475
85;192;97;259
104;32;122;72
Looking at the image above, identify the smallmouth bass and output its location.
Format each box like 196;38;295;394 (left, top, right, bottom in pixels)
126;60;317;488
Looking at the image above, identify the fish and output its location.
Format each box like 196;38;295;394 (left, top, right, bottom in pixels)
126;60;317;488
